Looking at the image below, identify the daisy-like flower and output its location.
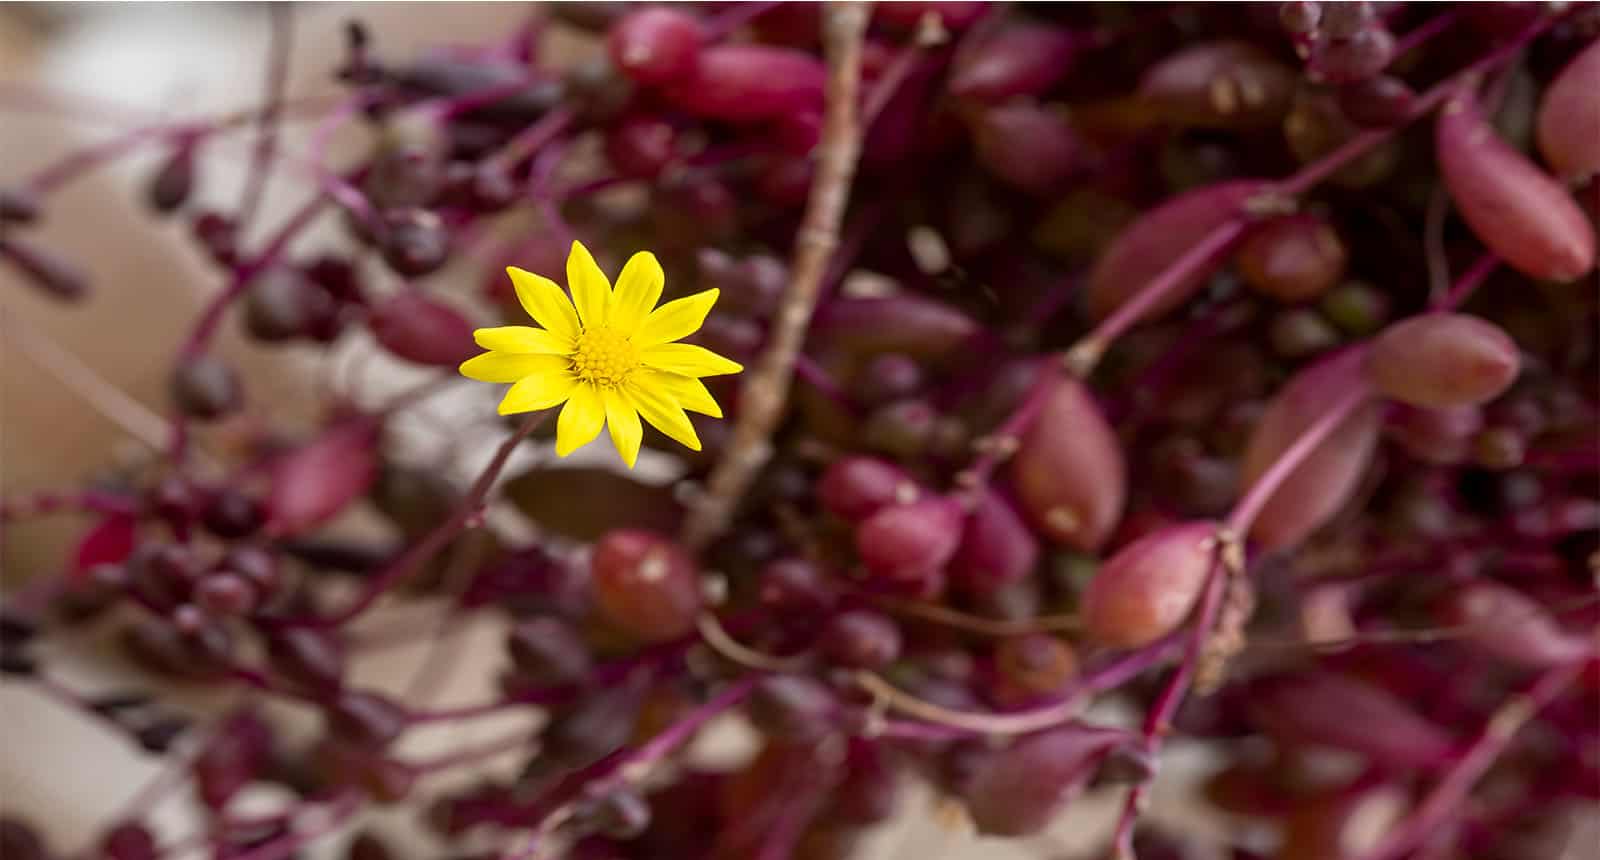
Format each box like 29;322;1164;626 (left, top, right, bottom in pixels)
460;241;743;469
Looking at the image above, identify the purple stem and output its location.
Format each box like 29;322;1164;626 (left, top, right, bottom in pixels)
22;123;198;194
506;677;757;860
237;5;294;231
957;360;1053;494
861;32;940;130
1280;15;1550;198
17;91;349;197
1110;564;1227;857
1358;664;1580;860
756;779;828;860
27;674;138;742
793;353;855;411
1434;251;1500;311
702;1;784;40
1105;300;1251;424
485;106;576;174
859;632;1186;737
431;72;548;122
408;625;705;722
215;792;361;860
1226;384;1373;537
1076;218;1250;359
1391;10;1459;58
1021;274;1083;330
272;410;549;629
0;488;140;521
168;188;336;463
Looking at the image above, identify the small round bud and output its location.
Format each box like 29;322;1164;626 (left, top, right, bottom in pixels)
1083;522;1219;648
245;268;333;342
190;211;238;265
748;675;834;741
194;573;257;616
758;557;834;616
822;610;902;669
0;187;41;224
608;7;705;86
592;530;701;643
201;489;264;539
146;143;197;214
856;497;965;589
819;456;921;521
854;353;925;402
170;355;243;420
1368;313;1521;409
378;209;450;277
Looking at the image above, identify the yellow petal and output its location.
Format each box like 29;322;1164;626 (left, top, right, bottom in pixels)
566;240;612;329
635;288;720;347
639;342;744;377
640;369;723;418
602;386;644;469
555;382;606;457
460;352;570;383
507;267;580;340
498;367;578;415
473;326;573;354
628;377;702;452
608;251;666;333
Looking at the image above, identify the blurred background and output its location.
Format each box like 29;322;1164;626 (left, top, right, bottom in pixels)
14;5;1593;859
1;4;1234;857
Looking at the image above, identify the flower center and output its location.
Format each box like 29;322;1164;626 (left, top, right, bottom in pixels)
571;326;640;387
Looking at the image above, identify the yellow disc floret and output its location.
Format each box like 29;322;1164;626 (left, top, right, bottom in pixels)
570;326;640;387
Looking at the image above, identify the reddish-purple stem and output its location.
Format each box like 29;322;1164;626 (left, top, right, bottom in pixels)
1075;218;1250;362
168;189;331;463
793;353;855;411
237;5;294;231
273;410;549;629
957;360;1053;494
1392;10;1459;58
1110;565;1228;857
506;677;757;860
702;1;784;40
1434;251;1500;311
23;124;196;194
1226;384;1373;536
214;792;360;860
0;488;139;521
485;107;576;174
1358;664;1581;860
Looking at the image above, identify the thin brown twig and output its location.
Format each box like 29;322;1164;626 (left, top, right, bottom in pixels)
695;612;811;672
853;633;1184;737
683;1;871;551
868;594;1080;637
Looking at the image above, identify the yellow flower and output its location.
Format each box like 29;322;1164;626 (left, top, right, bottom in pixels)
460;241;743;469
